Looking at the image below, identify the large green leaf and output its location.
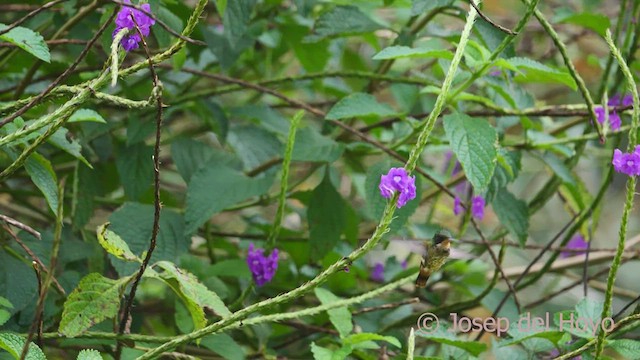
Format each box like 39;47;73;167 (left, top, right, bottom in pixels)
76;349;103;360
171;138;241;183
59;273;130;337
342;333;401;348
307;172;347;261
315;288;352;338
411;0;454;16
556;12;610;37
492;190;529;245
0;333;46;360
201;334;246;360
108;203;189;276
115;142;154;201
24;152;59;215
227;125;282;171
0;24;50;62
443;112;497;192
304;5;383;42
184;163;273;235
0;297;12;327
0;252;37;315
608;339;640;359
43;126;91;167
326;93;397;121
96;222;141;262
417;327;488;356
506;57;577;90
373;44;453;61
154;261;231;318
291;127;344;163
68;109;106;124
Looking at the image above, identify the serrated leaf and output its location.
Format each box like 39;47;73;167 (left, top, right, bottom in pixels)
201;334;245;360
417;327;487;356
77;349;103;360
108;203;189;276
115;142;154;201
556;12;610;36
326;93;397;121
59;273;130;337
155;261;231;318
492;189;529;245
43;126;91;167
372;45;453;61
343;333;401;348
0;24;50;62
607;339;640;359
305;5;382;42
411;0;454;16
68;109;106;123
443;112;497;192
96;222;141;262
315;288;352;338
171;138;241;183
308;172;347;261
185;163;273;235
507;57;577;90
24;152;59;215
0;332;46;360
291;127;344;163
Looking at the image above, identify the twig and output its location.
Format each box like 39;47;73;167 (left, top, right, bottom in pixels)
0;0;66;37
467;0;517;35
0;8;117;129
352;298;420;315
20;181;64;360
0;223;65;295
115;18;165;359
0;214;41;239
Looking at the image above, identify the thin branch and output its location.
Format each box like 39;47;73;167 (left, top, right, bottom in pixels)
0;214;41;239
467;0;517;35
115;19;165;358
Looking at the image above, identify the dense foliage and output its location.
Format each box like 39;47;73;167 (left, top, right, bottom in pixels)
1;0;640;359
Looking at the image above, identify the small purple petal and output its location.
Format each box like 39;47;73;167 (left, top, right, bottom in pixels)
622;94;634;107
471;196;485;220
595;106;605;124
561;235;588;258
246;244;279;286
612;148;640;176
370;262;385;282
453;196;463;215
609;111;621;131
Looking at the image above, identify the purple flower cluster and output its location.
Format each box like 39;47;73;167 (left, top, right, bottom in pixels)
379;167;417;208
246;244;279;286
370;263;385;282
612;146;640;176
595;93;633;131
560;235;588;258
113;0;155;51
445;152;485;220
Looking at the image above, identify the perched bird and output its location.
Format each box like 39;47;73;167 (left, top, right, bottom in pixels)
415;232;452;288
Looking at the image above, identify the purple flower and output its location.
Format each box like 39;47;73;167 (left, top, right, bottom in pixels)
622;94;633;107
401;259;408;269
612;146;640;176
246;244;279;286
471;196;485;220
595;106;621;131
453;196;463;215
371;262;384;282
379;167;416;208
112;0;155;51
561;235;588;258
608;93;633;107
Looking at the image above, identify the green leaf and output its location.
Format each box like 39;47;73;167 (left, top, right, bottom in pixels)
411;0;454;16
185;163;273;234
115;142;154;201
305;5;383;42
343;333;401;348
24;152;59;215
0;24;50;62
607;339;640;359
308;172;347;261
0;333;46;360
372;44;453;61
492;190;529;245
96;222;141;262
326;93;397;121
76;349;103;360
556;12;611;37
59;273;129;337
68;109;106;124
228;125;282;171
443;112;498;192
311;342;333;360
500;328;565;347
213;0;228;17
417;327;488;356
201;334;245;360
315;288;352;338
171;138;241;183
108;203;189;276
291;127;344;163
154;261;231;318
44;127;91;167
0;296;11;326
507;57;577;90
0;252;37;315
540;153;576;185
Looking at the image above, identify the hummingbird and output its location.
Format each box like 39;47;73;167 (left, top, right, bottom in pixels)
415;232;452;288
